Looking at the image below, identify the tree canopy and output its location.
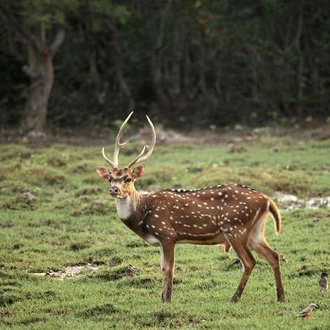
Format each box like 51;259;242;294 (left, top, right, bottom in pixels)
1;0;330;131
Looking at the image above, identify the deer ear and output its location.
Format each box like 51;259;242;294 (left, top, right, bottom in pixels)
132;165;145;179
96;167;111;180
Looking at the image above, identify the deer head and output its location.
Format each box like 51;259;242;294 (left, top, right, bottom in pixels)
96;112;156;200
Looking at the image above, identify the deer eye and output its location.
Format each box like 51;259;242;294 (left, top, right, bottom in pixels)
125;177;132;183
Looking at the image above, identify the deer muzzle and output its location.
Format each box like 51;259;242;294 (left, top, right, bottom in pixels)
109;186;120;197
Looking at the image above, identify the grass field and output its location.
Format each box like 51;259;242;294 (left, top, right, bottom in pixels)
0;126;330;329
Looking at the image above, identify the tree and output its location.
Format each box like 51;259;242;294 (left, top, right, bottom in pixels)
0;1;71;132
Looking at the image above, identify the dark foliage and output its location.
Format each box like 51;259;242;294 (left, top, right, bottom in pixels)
1;0;330;130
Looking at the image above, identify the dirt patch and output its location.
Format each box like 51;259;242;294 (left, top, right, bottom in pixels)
274;191;330;210
32;264;141;281
33;264;100;280
0;126;228;147
2;122;330;148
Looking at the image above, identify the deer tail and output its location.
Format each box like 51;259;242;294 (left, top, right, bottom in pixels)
269;198;281;235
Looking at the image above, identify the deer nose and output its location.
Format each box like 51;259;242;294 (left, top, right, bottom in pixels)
109;186;119;196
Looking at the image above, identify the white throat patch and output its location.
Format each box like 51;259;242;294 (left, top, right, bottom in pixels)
116;197;133;220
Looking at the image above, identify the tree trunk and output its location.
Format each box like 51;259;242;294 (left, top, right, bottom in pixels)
293;0;304;117
139;0;173;115
22;48;54;131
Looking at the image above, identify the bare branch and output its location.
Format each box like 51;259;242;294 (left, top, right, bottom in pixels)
50;29;65;56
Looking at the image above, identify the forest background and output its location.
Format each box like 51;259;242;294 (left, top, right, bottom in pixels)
1;0;330;132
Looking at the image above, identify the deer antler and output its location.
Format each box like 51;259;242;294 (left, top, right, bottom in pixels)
126;115;156;168
102;112;156;169
102;112;134;168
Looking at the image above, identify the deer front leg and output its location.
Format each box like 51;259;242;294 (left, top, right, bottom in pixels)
229;245;256;303
159;241;176;302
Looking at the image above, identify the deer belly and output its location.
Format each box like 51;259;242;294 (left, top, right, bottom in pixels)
177;232;228;245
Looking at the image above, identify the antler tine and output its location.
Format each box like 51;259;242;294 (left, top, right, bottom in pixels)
126;115;157;168
102;147;117;168
113;112;134;165
102;112;134;168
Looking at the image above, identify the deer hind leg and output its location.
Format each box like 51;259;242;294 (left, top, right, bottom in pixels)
250;240;285;302
160;241;175;302
225;235;257;303
248;215;286;302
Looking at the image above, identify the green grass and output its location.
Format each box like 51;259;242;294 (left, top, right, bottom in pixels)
0;131;330;329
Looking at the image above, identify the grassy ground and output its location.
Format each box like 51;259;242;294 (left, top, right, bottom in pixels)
0;126;330;329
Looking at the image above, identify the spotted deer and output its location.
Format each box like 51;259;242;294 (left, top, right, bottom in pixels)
96;112;286;303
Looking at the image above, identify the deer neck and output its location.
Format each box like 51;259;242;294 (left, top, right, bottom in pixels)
115;190;144;221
